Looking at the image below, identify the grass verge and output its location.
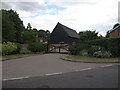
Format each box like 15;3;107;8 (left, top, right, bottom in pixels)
1;54;41;60
64;55;120;62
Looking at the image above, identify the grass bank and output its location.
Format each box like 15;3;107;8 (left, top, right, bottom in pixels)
64;55;120;62
1;54;42;60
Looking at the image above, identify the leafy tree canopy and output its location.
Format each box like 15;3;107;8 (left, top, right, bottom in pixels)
38;29;46;38
78;30;99;43
26;23;32;31
21;30;37;44
1;9;25;43
2;9;16;42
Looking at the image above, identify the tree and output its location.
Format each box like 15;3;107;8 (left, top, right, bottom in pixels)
105;31;110;38
38;30;46;38
33;28;38;32
78;30;99;43
26;23;32;31
8;9;25;43
2;9;16;42
46;30;51;43
21;30;37;43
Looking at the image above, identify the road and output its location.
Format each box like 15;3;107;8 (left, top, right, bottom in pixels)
3;64;119;88
2;54;117;80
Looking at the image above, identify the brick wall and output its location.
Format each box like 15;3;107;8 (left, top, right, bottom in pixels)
110;27;120;38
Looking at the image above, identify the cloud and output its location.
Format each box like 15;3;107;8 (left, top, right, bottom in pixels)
46;0;99;7
1;0;119;36
2;2;47;12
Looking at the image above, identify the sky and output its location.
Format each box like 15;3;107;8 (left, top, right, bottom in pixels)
1;0;120;36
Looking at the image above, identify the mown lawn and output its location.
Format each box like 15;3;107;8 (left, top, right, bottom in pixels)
1;54;39;60
65;55;120;62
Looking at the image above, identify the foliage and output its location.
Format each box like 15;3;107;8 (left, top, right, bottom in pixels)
79;49;88;56
21;30;37;44
2;9;25;43
68;44;90;55
93;51;111;58
26;23;32;31
105;31;110;38
78;30;99;43
38;30;46;38
88;38;120;57
88;46;105;56
46;30;51;43
2;9;16;42
12;43;21;54
8;9;25;43
20;50;33;54
2;42;17;55
28;42;47;53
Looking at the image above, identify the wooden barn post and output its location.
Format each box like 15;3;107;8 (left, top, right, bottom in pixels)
59;46;60;53
46;43;49;52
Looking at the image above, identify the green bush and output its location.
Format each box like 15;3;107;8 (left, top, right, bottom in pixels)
28;42;47;53
93;51;112;58
12;43;21;54
88;38;120;57
103;51;112;58
79;49;88;56
88;46;105;56
2;42;17;55
20;50;33;54
68;44;90;55
93;51;103;58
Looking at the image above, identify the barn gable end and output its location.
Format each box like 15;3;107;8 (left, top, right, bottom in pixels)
50;22;79;44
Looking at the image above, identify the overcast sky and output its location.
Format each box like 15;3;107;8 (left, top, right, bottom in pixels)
1;0;119;36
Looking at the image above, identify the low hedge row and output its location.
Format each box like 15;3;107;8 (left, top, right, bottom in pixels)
68;44;112;58
87;38;120;57
28;42;47;53
2;42;47;55
68;44;90;55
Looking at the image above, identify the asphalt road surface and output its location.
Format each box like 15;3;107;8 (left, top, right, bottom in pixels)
2;54;118;80
3;64;119;88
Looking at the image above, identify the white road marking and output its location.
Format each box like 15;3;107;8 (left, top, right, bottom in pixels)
81;68;92;71
75;68;92;71
100;64;113;68
3;76;29;81
45;72;62;76
3;65;116;81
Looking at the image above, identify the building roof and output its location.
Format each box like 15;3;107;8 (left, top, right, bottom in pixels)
57;22;79;38
109;25;120;33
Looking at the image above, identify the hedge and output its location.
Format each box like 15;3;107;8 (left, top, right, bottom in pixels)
87;38;120;57
68;43;90;55
28;42;47;53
